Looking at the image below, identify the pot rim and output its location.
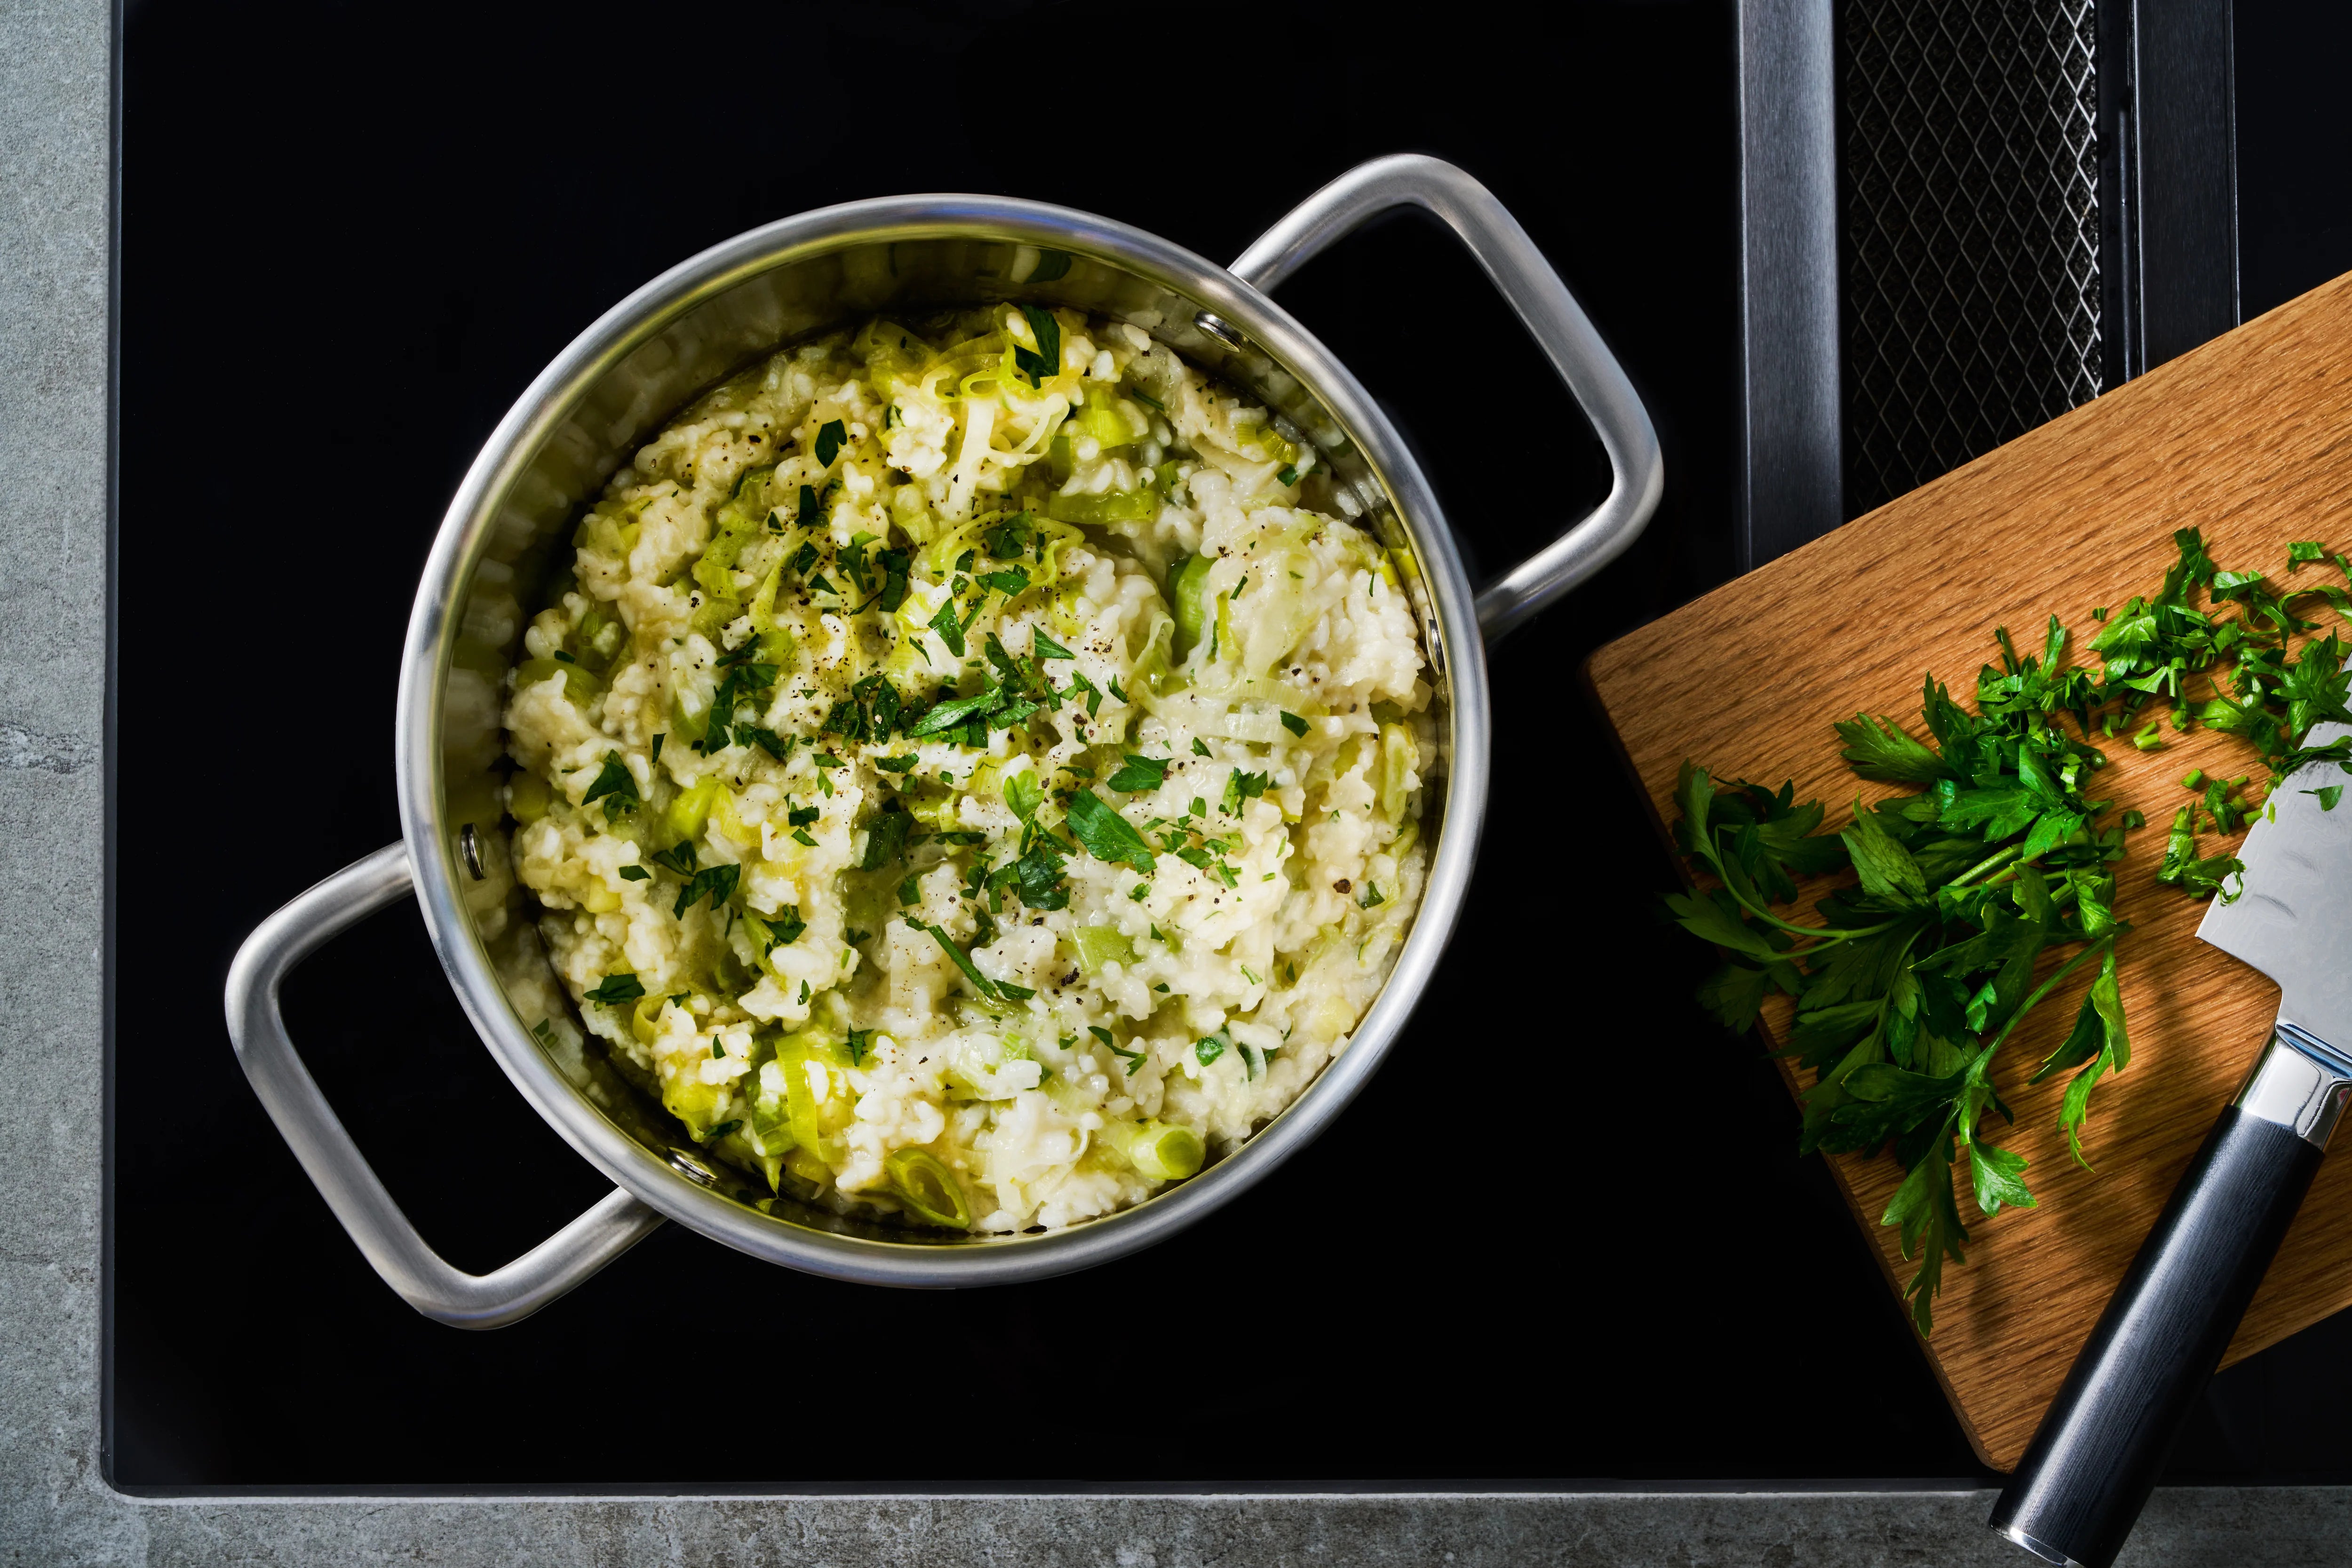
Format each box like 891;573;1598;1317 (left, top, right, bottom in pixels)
393;192;1491;1285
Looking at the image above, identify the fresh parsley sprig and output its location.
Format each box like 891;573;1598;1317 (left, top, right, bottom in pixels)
1670;531;2352;1336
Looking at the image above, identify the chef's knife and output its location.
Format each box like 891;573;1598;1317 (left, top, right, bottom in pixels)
1991;721;2352;1568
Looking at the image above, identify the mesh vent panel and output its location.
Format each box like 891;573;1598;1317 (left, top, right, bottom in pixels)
1841;0;2101;515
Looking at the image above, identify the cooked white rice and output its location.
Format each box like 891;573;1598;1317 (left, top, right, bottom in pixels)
503;305;1436;1233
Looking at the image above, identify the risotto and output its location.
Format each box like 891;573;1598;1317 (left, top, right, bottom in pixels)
503;303;1437;1233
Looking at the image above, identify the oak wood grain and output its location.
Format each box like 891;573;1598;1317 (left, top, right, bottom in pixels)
1584;270;2352;1472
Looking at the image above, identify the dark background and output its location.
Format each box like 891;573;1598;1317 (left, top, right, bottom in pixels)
107;0;2352;1489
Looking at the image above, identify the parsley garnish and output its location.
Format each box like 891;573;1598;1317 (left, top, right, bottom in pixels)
1091;1024;1147;1074
1192;738;1210;756
1032;631;1076;661
672;862;740;920
580;752;639;815
763;906;807;947
858;808;914;870
619;865;650;882
583;973;644;1006
813;419;847;467
923;923;1035;1003
929;597;967;657
1106;754;1169;793
1222;769;1270;813
1013;305;1061;385
845;1028;874;1067
1065;789;1156;872
1279;710;1309;737
1195;1031;1229;1065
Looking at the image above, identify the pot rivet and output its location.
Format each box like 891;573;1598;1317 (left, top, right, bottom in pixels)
459;823;485;881
667;1149;720;1188
1193;310;1245;351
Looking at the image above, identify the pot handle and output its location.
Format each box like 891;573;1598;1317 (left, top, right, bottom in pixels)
1231;153;1664;641
224;842;664;1328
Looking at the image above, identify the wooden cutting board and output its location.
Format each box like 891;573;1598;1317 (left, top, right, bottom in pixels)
1585;270;2352;1471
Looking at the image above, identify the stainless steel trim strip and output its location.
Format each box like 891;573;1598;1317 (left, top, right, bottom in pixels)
1737;0;1842;563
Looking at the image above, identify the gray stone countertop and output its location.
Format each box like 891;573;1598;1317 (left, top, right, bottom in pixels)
6;3;2350;1562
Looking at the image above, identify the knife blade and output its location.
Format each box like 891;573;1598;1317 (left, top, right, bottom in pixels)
1992;722;2352;1568
2198;718;2352;1057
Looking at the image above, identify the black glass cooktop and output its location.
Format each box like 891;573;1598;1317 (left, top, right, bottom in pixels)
106;0;2352;1490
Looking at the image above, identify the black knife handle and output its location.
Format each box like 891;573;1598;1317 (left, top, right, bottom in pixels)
1989;1094;2325;1568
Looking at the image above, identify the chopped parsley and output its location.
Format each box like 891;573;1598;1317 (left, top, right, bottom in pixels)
1106;753;1170;793
1192;738;1211;756
1194;1031;1229;1066
1032;631;1076;661
618;865;650;882
928;597;968;658
923;923;1035;1003
858;808;914;870
813;419;848;467
1013;305;1061;385
1065;789;1157;872
583;973;645;1006
580;752;640;815
649;841;698;876
1091;1024;1147;1074
672;862;740;920
1669;526;2352;1336
1279;710;1310;737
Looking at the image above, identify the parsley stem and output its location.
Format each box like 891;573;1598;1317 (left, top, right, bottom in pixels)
1712;875;1903;945
1967;934;2116;1076
1946;844;2026;889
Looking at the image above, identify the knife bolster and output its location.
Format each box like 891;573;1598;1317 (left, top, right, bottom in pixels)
2235;1022;2352;1149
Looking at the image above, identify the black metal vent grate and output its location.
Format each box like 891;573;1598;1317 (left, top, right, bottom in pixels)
1840;0;2102;516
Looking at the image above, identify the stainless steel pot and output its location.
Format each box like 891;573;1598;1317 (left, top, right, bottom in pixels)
224;155;1661;1326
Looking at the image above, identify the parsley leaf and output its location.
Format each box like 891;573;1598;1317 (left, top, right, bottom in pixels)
1106;754;1169;793
1279;710;1309;737
813;419;847;467
583;973;645;1006
928;597;967;658
580;752;640;815
1013;305;1060;386
923;923;1035;1003
1065;789;1156;872
858;808;914;871
673;862;740;920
